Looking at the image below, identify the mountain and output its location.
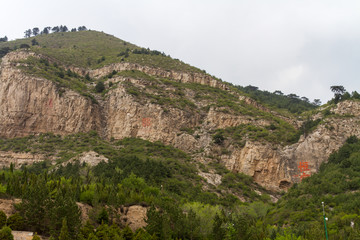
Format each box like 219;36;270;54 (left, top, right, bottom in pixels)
1;31;359;192
1;29;360;239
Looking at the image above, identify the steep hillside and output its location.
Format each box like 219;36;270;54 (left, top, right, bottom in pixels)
266;136;360;239
1;30;360;193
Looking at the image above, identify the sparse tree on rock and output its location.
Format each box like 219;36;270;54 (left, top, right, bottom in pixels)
330;85;346;103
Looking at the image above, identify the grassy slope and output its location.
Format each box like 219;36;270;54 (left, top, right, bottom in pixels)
0;31;204;73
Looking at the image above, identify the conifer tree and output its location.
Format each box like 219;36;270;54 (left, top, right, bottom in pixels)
80;220;95;239
58;218;70;240
0;210;6;228
121;225;134;240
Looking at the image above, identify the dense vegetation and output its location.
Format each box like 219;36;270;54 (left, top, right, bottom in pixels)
267;136;360;239
213;120;300;147
4;134;360;239
0;132;276;239
17;56;97;102
235;85;318;114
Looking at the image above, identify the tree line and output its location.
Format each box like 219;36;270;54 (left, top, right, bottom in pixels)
24;25;87;38
235;85;319;114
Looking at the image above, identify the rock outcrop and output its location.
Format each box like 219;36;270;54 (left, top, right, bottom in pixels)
0;51;101;138
223;101;360;191
0;151;49;169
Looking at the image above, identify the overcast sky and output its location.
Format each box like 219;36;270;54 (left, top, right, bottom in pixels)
2;0;360;103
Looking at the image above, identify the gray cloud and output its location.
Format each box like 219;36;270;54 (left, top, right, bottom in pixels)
2;0;360;103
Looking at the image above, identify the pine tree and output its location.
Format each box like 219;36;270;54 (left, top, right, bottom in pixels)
0;210;6;228
58;218;70;240
212;213;225;240
97;208;109;225
80;220;95;239
20;177;50;234
95;222;110;240
121;225;134;240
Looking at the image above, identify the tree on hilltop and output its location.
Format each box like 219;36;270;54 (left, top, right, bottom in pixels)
60;25;68;32
24;29;32;38
313;99;321;106
330;85;346;103
52;26;60;33
41;27;51;34
78;26;87;31
0;36;8;42
32;27;39;36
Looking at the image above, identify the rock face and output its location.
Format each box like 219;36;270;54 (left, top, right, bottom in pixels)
120;205;147;231
0;51;101;138
63;151;108;167
80;62;229;91
2;51;360;191
0;151;49;169
223;101;360;191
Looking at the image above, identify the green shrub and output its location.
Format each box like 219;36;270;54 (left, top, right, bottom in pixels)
7;213;24;230
213;132;225;145
0;226;13;240
95;81;105;93
0;210;6;228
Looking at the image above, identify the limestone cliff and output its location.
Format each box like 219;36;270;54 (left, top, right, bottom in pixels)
222;101;360;191
0;51;101;138
1;50;360;192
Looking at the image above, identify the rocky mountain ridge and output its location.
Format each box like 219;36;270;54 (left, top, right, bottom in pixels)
1;50;359;192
